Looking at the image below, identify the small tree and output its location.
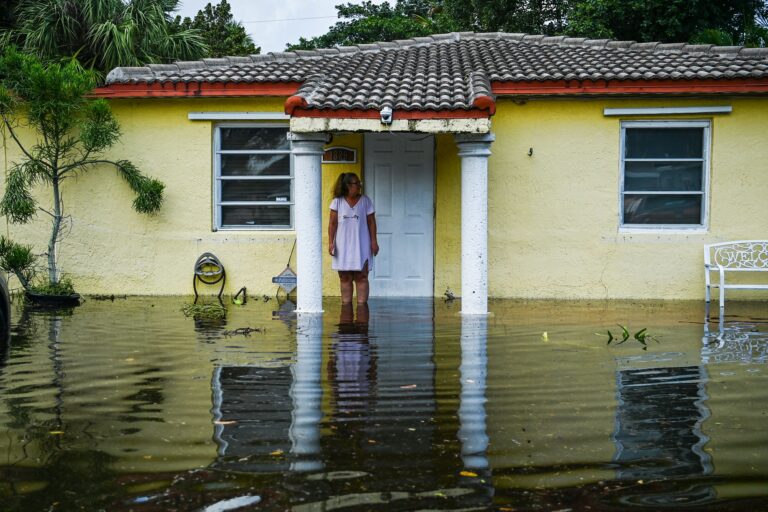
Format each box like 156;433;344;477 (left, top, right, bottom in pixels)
0;48;164;291
173;0;260;57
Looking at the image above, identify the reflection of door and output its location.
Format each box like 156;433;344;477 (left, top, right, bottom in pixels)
365;134;434;297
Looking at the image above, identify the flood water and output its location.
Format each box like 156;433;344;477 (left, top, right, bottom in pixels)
0;297;767;511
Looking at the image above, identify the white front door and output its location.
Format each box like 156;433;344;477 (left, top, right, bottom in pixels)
365;133;434;297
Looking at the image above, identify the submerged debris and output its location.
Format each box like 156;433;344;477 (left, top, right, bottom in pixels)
202;495;261;512
222;327;264;337
444;287;455;301
181;303;226;319
90;294;127;301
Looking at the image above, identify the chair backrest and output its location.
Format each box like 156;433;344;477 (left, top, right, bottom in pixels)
704;241;768;269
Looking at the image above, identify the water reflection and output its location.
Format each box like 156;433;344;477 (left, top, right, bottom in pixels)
702;320;768;364
611;365;714;506
329;303;373;419
210;364;293;472
289;314;323;472
458;316;489;470
2;299;768;510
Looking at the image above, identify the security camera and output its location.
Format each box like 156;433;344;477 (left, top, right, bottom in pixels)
380;106;393;125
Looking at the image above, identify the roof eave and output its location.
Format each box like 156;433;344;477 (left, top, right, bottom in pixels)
288;108;492;120
492;77;768;96
90;81;302;98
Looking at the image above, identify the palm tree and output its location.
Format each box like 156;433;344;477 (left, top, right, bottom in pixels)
7;0;207;76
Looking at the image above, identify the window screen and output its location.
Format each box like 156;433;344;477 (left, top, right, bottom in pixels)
215;125;292;229
621;122;709;227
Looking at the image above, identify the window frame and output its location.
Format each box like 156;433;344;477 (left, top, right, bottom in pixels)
619;120;711;231
213;122;293;231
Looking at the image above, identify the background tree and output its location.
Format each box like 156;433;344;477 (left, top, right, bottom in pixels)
288;0;450;50
1;0;207;78
441;0;573;35
288;0;768;49
0;48;164;292
566;0;768;46
0;0;19;31
172;0;260;57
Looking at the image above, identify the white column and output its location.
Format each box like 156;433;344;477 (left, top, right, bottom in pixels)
291;133;328;314
455;133;495;315
289;314;324;472
458;315;489;470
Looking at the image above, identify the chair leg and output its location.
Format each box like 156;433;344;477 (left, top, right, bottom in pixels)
719;286;725;320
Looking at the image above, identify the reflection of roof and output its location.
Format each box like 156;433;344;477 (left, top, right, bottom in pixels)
102;32;768;114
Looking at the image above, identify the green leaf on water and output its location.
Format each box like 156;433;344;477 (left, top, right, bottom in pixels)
619;325;630;342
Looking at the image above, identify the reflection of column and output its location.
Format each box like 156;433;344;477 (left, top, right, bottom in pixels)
458;315;489;469
289;313;324;471
455;133;494;315
291;132;328;314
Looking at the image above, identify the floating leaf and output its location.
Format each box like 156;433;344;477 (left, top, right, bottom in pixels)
618;325;630;342
460;471;478;477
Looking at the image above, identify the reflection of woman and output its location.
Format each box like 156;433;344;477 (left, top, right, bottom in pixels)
329;303;373;415
328;173;379;305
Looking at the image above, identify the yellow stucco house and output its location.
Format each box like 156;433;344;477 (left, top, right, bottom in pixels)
4;32;768;311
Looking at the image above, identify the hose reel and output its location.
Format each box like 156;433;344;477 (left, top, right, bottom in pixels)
193;252;226;300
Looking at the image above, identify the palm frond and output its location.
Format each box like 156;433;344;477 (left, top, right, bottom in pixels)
0;163;38;223
115;160;165;214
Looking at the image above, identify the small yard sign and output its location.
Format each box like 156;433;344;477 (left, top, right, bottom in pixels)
272;266;297;294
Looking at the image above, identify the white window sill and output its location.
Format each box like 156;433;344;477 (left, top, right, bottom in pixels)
214;227;295;232
618;226;708;235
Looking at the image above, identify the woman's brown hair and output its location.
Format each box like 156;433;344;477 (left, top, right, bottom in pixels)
332;172;362;198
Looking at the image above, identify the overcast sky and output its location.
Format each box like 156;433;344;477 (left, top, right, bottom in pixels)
175;0;386;53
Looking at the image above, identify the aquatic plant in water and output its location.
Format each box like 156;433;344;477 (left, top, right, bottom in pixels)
600;325;660;350
181;303;226;319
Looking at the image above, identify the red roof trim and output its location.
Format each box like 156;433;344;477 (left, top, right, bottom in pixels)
90;81;302;98
92;77;768;103
492;78;768;95
284;95;308;115
472;94;496;115
289;109;490;119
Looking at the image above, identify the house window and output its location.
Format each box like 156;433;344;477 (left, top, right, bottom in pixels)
214;124;292;230
620;121;710;228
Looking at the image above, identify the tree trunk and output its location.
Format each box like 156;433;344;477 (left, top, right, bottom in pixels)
48;176;62;285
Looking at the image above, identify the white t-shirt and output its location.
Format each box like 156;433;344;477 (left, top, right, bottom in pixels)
330;195;375;271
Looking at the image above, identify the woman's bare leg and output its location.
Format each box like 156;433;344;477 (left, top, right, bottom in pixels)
339;271;354;304
354;261;370;304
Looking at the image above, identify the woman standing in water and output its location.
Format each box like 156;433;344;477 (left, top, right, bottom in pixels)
328;173;379;304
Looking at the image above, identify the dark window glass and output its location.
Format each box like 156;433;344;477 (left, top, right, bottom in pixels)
220;128;289;150
625;128;703;159
221;154;290;176
222;180;291;202
221;206;291;227
624;161;703;192
623;194;702;225
217;125;292;228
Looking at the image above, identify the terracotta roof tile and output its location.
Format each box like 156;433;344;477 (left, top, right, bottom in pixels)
105;32;768;112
